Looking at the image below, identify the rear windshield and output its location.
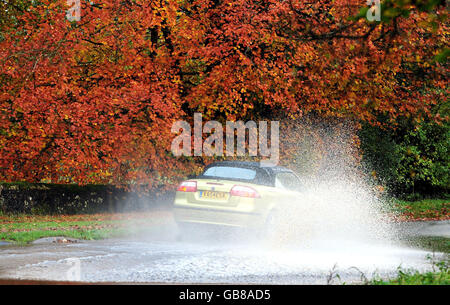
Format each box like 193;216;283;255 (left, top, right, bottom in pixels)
202;166;257;180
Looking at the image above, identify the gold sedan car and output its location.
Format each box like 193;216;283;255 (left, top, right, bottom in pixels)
173;161;303;234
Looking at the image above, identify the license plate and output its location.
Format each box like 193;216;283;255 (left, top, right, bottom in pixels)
200;191;228;200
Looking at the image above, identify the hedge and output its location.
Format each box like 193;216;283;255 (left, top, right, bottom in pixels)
0;183;174;214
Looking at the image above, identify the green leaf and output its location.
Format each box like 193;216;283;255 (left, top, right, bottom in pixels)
433;48;450;63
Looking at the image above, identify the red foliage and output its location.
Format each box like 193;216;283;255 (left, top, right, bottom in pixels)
0;0;447;186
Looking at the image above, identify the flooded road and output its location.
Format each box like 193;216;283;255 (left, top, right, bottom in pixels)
0;219;448;284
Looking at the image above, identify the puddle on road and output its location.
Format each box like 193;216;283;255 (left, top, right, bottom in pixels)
0;231;447;284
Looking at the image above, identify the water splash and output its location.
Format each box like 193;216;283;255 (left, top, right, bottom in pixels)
268;118;395;249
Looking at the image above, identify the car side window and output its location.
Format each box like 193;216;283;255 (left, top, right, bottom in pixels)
275;172;303;191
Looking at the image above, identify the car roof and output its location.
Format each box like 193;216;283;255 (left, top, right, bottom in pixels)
205;161;292;173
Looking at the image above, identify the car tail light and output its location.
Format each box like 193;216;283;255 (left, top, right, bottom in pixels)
177;181;197;192
230;185;260;198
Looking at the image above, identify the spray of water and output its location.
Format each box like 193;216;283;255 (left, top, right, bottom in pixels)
262;118;394;250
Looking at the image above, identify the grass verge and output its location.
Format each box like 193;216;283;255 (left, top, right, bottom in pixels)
391;198;449;221
0;211;170;244
370;257;449;285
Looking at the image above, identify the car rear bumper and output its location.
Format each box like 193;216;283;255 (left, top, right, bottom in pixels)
173;205;265;228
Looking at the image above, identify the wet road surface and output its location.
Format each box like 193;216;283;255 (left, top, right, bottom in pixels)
0;219;448;284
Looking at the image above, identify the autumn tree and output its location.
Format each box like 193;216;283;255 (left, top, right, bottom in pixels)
0;0;447;187
1;0;187;187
